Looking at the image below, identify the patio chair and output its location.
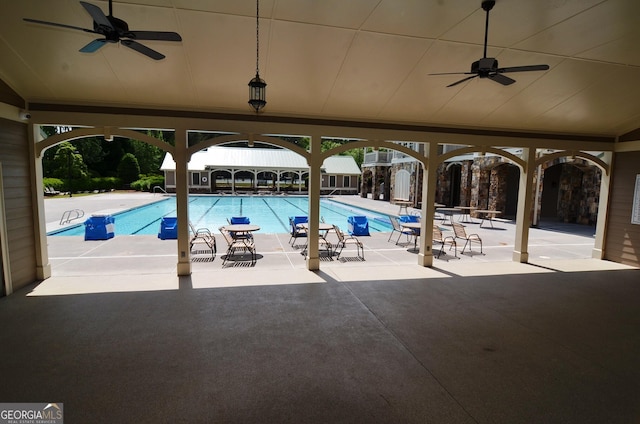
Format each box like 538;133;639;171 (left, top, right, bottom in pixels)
432;225;457;259
333;225;364;260
227;216;253;239
451;221;483;254
398;215;420;235
288;216;308;246
189;222;216;258
388;216;416;245
219;227;256;266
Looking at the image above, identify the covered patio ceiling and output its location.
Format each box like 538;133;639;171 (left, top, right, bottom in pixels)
1;0;639;139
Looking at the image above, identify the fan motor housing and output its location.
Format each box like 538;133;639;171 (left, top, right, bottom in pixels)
472;58;498;77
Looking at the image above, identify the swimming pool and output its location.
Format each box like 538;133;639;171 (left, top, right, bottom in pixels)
48;196;394;236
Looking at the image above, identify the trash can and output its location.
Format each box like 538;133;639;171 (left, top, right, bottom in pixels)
347;216;370;236
84;215;115;240
158;217;178;240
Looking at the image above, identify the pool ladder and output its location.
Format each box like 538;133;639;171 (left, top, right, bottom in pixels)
60;209;84;225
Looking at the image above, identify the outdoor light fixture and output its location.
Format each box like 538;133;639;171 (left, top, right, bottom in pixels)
248;0;266;113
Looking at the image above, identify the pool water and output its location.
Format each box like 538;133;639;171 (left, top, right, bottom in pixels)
49;196;393;236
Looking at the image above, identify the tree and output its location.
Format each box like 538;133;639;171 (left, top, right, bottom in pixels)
131;138;163;175
51;142;88;180
118;153;141;186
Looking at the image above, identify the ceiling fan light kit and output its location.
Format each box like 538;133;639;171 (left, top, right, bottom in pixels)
23;0;182;60
429;0;549;87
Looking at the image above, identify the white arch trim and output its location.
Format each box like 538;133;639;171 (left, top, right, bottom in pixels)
320;140;428;167
536;151;610;175
187;133;311;162
438;146;526;170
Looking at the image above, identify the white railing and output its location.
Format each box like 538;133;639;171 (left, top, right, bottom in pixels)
153;186;167;194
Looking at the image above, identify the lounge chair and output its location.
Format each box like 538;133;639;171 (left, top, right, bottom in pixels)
333;225;364;260
388;216;416;245
451;221;483;254
189;222;216;258
288;216;308;246
219;226;256;266
432;225;457;259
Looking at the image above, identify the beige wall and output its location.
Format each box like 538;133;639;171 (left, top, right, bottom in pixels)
604;151;640;267
0;117;38;292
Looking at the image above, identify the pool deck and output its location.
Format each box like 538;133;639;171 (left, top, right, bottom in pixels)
40;192;625;295
3;192;634;423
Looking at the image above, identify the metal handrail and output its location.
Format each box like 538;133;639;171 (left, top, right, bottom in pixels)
153;186;167;194
60;209;84;225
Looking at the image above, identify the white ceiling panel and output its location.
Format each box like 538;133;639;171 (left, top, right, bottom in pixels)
0;0;638;137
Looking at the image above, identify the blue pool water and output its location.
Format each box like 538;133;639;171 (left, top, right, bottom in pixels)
49;196;394;236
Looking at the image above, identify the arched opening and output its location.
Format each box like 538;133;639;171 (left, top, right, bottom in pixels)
447;163;462;207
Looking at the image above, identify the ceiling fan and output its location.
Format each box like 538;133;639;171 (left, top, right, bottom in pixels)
23;0;182;60
429;0;549;87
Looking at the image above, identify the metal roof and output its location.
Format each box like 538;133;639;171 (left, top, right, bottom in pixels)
160;146;361;175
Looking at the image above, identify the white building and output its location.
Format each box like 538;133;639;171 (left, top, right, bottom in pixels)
160;146;361;194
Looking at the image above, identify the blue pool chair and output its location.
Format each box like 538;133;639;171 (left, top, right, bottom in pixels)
289;216;308;246
158;216;178;240
347;216;370;236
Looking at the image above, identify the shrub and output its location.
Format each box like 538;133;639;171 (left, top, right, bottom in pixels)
43;177;64;192
131;175;165;192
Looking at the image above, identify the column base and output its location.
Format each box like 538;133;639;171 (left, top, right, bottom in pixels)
177;260;192;276
417;252;433;267
306;256;320;271
591;248;604;259
36;264;51;280
512;250;529;263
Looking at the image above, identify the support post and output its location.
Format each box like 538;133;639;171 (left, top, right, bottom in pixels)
417;142;437;267
306;134;322;270
30;124;51;282
592;152;613;259
513;147;536;262
174;128;192;276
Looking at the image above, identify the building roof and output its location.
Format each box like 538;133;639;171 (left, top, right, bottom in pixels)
160;146;361;175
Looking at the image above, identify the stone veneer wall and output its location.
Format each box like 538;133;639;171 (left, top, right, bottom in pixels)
534;158;601;225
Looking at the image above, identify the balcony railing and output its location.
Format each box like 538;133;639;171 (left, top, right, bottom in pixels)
363;151;392;165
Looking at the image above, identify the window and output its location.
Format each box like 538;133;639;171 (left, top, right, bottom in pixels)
343;176;350;187
329;175;336;187
394;169;410;200
191;172;200;186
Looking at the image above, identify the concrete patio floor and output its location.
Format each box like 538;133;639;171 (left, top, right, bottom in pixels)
1;192;634;423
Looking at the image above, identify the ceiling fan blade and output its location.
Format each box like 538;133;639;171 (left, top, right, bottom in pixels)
121;39;165;60
23;18;97;34
80;39;107;53
128;31;182;42
80;1;113;30
447;75;478;88
429;71;474;76
489;73;515;86
498;64;550;73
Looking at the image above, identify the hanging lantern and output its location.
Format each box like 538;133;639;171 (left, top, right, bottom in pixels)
248;0;266;113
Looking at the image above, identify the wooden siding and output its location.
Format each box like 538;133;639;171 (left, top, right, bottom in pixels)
0;117;37;290
604;151;640;267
